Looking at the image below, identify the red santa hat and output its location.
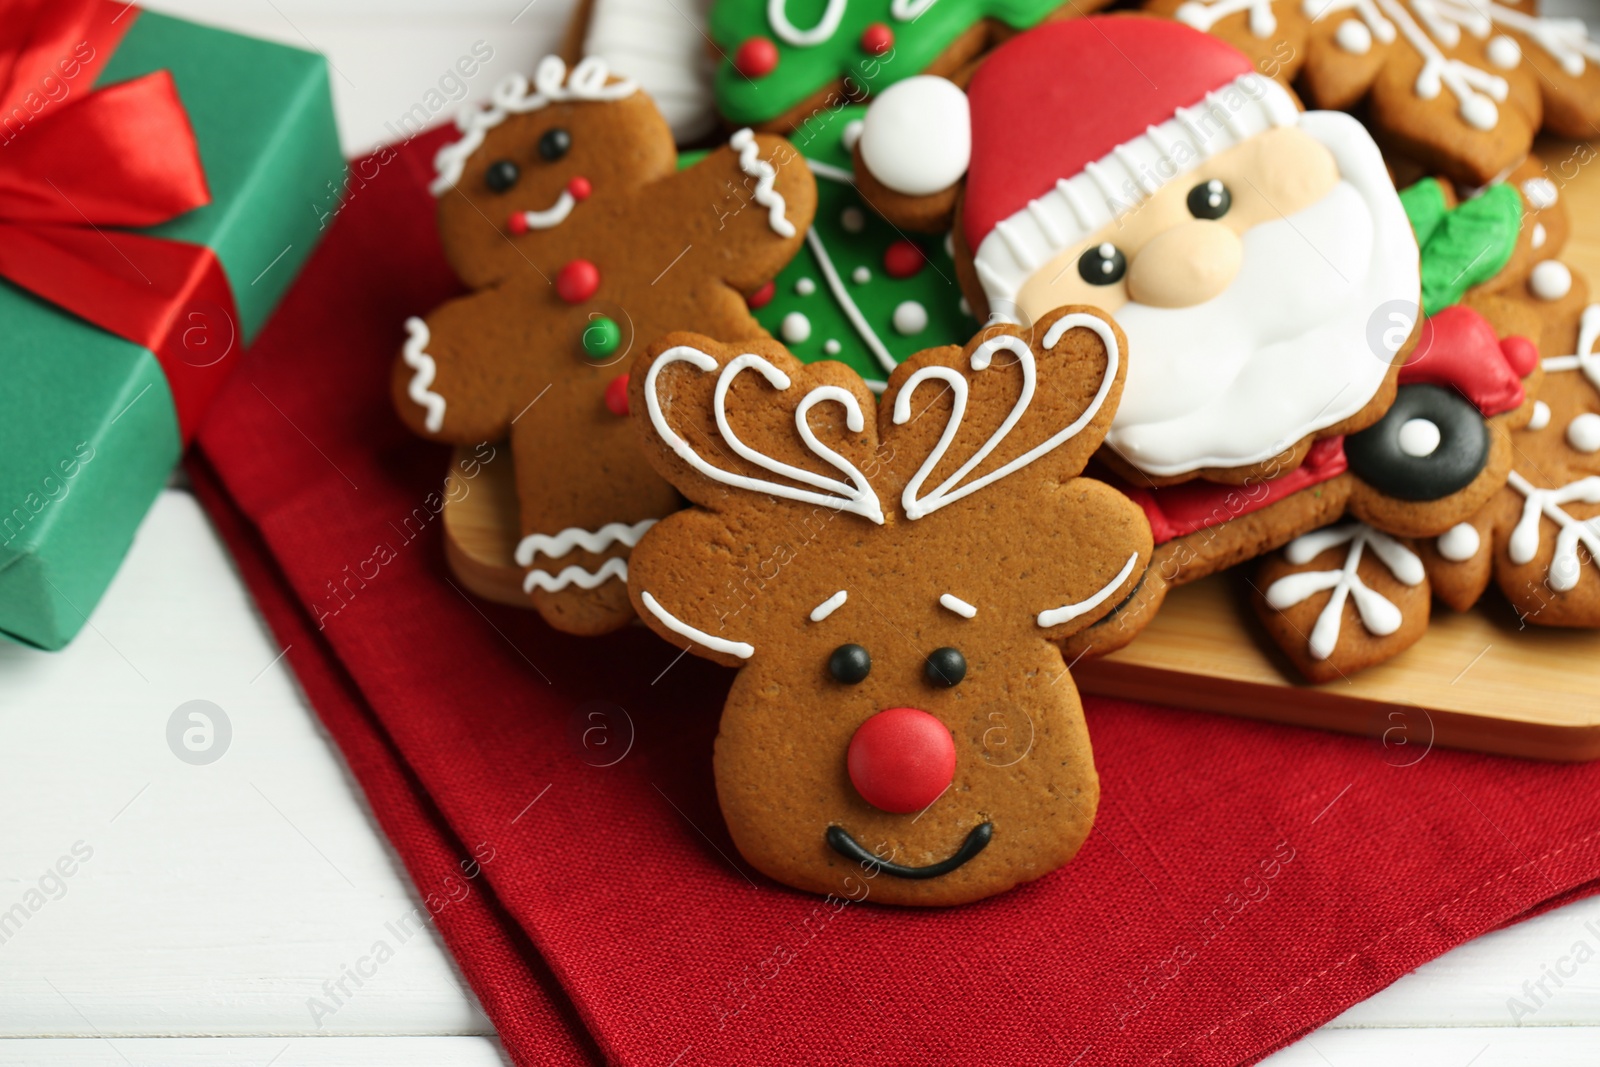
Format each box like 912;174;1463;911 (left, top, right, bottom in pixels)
859;18;1303;320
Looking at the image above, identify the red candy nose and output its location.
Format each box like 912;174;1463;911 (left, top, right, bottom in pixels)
847;707;956;814
568;176;591;201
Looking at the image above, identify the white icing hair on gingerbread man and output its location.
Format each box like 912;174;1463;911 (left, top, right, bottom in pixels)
430;56;639;195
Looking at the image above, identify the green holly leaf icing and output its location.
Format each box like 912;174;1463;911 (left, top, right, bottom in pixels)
751;105;976;383
1403;180;1521;317
710;0;1062;127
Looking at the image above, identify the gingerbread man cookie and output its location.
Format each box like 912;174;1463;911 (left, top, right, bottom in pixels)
392;57;816;636
625;308;1151;905
709;0;1111;134
849;17;1427;660
1147;0;1600;186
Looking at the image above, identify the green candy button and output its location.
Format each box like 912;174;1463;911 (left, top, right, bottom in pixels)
582;316;621;358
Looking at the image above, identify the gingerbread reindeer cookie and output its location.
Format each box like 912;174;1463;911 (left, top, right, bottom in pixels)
392;57;816;636
849;17;1425;659
625;308;1151;905
1146;0;1600;186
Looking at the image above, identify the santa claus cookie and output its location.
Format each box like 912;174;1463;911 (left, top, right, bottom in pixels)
850;17;1423;658
709;0;1111;134
1145;0;1600;187
624;308;1152;906
392;57;816;636
1253;169;1573;680
750;104;977;385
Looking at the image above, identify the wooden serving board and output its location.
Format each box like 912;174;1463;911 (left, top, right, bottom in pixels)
441;137;1600;762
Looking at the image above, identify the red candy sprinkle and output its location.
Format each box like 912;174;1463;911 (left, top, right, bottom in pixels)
567;176;592;201
556;259;600;304
735;37;779;78
846;707;956;814
604;373;630;417
883;239;926;279
860;23;893;55
507;212;529;235
747;281;776;309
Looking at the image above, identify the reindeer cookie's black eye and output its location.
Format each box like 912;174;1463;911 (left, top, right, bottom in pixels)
924;647;967;688
1187;179;1232;220
484;159;519;193
1077;242;1126;286
829;644;871;685
538;128;572;162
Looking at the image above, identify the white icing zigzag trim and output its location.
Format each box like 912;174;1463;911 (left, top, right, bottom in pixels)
431;57;637;195
1265;524;1424;661
892;314;1121;521
1542;304;1600;394
731;129;796;238
514;520;658;566
402;317;446;434
1176;0;1278;37
525;558;630;593
1037;552;1140;629
641;590;755;658
1507;471;1600;592
645;346;885;523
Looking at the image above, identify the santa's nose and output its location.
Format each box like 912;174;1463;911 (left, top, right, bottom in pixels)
847;707;956;813
1126;220;1241;308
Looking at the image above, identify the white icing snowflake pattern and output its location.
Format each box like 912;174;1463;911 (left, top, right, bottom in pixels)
1265;523;1425;661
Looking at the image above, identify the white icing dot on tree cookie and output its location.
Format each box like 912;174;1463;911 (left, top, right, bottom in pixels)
782;311;812;343
852;265;871;284
893;300;929;335
795;277;816;296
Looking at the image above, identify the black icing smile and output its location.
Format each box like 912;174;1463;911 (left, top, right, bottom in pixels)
826;822;992;880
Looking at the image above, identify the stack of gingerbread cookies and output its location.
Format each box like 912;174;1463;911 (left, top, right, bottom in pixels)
391;3;1600;906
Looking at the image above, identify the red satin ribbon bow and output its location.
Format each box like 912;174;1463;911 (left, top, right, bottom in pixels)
0;0;240;441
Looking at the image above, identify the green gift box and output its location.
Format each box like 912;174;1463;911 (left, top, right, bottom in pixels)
0;5;344;649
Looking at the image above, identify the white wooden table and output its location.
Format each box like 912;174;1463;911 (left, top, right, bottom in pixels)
3;3;1598;1063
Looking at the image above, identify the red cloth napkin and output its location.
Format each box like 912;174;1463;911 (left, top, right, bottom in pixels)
192;131;1600;1067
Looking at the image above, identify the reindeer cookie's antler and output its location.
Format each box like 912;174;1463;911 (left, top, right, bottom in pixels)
892;314;1123;520
642;345;885;523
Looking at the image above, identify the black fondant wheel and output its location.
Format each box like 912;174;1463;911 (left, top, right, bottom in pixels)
1345;383;1488;502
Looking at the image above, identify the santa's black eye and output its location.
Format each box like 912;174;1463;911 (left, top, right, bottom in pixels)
485;159;520;193
538;128;572;162
1077;242;1126;286
829;644;871;684
924;647;967;688
1187;179;1232;220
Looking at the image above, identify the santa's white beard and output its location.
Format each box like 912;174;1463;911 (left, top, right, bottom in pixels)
1105;112;1418;479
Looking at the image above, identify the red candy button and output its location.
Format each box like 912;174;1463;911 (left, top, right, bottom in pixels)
556;259;600;304
847;707;956;814
567;176;592;201
604;373;630;417
735;37;779;78
507;212;529;235
884;239;926;279
860;23;893;55
747;280;775;309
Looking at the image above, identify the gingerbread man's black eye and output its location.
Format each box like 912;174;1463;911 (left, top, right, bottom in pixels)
924;647;967;688
538;128;572;162
484;159;520;193
829;644;871;684
1187;179;1232;220
1077;242;1127;286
